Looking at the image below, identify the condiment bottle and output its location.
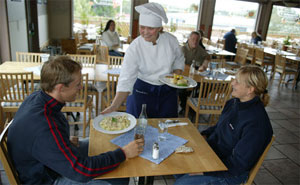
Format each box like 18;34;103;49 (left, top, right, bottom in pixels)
152;142;159;159
134;104;148;141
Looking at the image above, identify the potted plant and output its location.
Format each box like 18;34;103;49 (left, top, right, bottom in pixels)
283;36;291;51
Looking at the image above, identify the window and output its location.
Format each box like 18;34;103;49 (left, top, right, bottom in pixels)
211;0;259;42
267;6;300;45
73;0;131;39
149;0;201;44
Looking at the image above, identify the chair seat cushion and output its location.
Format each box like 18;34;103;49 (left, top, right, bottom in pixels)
189;98;222;110
65;96;92;107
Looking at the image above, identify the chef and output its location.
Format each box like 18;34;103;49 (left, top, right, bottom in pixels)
101;2;185;118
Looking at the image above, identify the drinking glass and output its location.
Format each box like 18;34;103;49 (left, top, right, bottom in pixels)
158;122;168;141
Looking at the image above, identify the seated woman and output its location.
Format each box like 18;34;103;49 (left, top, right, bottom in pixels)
174;65;273;185
251;31;262;45
102;20;123;56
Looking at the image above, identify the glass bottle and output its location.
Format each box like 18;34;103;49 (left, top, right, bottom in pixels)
134;104;148;141
189;60;195;76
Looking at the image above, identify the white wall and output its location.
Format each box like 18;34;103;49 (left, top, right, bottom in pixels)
7;0;28;60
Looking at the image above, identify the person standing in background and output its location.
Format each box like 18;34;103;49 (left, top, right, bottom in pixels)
223;29;237;53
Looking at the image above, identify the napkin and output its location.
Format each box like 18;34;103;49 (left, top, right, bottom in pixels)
164;120;188;128
111;126;187;164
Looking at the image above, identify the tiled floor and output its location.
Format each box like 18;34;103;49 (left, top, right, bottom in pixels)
0;75;299;185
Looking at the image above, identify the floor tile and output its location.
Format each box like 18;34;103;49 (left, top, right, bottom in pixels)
272;119;299;134
253;168;282;185
274;144;300;165
153;179;166;185
268;112;288;120
272;128;299;144
276;109;300;119
263;159;300;184
264;146;286;160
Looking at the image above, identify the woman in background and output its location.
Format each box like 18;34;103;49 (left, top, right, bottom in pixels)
102;20;123;56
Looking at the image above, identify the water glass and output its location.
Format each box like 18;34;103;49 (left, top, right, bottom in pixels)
158;122;168;141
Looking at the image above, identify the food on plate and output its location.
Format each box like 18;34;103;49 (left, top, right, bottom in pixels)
170;74;188;86
175;145;194;153
99;115;130;131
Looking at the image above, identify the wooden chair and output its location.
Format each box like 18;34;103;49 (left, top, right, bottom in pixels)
0;120;21;185
244;136;275;185
255;48;274;74
272;54;298;87
0;72;34;131
202;37;209;45
245;45;256;65
61;74;92;138
225;47;248;69
67;54;99;115
108;56;123;69
101;73;126;112
184;78;232;128
74;32;94;55
16;52;41;63
94;45;109;64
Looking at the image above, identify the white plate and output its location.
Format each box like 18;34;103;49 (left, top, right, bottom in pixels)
93;112;136;134
159;74;197;89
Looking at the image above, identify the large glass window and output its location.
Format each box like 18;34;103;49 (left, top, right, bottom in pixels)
73;0;131;39
211;0;259;42
267;6;300;45
149;0;200;44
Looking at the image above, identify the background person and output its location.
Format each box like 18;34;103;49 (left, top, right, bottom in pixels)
179;31;209;114
223;29;237;53
198;30;206;50
7;56;144;185
102;2;185;118
251;31;262;45
102;20;123;56
174;65;273;185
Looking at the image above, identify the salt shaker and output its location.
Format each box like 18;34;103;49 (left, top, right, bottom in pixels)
152;142;159;159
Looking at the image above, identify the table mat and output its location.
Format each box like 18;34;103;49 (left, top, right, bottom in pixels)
24;66;41;76
111;125;187;164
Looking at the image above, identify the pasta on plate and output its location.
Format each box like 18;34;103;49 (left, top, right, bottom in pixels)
99;116;130;131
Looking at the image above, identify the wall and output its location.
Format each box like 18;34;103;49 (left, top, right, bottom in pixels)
38;1;49;49
0;0;11;62
7;0;29;61
48;0;72;40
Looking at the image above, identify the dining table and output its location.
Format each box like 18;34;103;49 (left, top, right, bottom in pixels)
88;118;227;184
205;45;236;58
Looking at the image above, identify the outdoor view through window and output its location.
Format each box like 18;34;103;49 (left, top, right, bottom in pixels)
211;0;259;42
73;0;131;39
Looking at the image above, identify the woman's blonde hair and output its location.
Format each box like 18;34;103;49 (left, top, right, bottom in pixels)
236;65;270;106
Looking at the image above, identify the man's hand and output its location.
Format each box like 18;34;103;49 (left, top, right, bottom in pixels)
122;139;144;159
70;136;79;147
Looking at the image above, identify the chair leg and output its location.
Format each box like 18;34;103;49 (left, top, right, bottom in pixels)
83;110;86;138
184;102;190;118
278;73;283;87
195;112;199;129
95;93;99;116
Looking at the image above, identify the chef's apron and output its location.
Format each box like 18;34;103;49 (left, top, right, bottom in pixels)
126;79;178;118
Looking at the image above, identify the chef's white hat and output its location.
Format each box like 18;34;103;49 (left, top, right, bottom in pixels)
135;2;168;28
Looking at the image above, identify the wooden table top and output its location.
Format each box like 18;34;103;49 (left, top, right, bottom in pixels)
0;61;110;82
89;118;227;179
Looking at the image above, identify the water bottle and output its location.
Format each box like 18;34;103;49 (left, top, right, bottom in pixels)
189;60;195;76
134;104;148;141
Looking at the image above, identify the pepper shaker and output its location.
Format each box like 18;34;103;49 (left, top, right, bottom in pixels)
152;142;159;159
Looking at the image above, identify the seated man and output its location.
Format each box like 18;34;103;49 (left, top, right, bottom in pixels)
7;56;144;185
179;31;209;113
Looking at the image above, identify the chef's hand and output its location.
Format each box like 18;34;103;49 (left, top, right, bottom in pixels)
101;105;117;114
122;139;144;159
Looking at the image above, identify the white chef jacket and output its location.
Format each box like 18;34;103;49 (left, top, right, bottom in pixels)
102;30;120;50
117;32;185;93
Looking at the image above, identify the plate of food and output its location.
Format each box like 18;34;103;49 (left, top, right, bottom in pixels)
159;74;197;89
93;112;136;134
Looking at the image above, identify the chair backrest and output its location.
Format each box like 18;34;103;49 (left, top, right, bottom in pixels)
202;37;209;45
106;73;119;105
73;73;89;104
275;54;287;70
0;72;34;103
244;136;275;185
255;48;265;61
16;52;41;63
234;48;249;65
0;120;21;185
67;54;96;68
196;78;232;109
208;40;217;47
246;45;256;64
94;45;109;64
108;56;123;69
